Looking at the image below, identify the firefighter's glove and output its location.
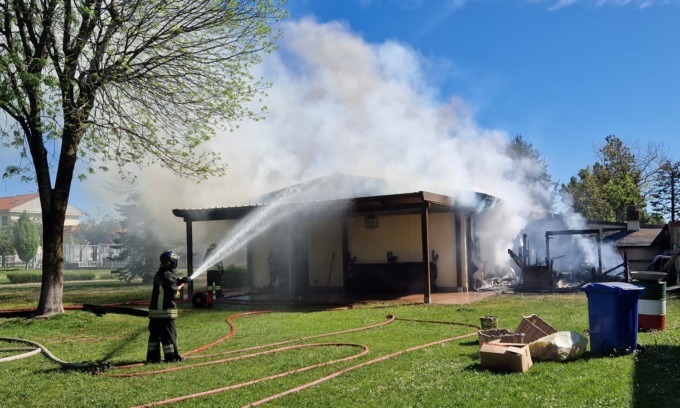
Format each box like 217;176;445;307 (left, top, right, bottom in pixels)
179;277;190;284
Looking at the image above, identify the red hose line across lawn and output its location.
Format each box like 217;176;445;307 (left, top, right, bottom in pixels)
2;305;479;407
127;315;477;407
189;311;395;356
111;343;369;379
114;312;395;370
184;311;273;356
244;330;478;408
129;343;371;407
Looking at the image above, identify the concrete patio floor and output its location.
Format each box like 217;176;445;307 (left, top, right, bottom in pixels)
388;290;498;304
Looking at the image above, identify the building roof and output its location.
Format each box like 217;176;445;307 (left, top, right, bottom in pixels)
0;193;39;211
173;190;496;222
258;172;389;203
172;173;497;222
0;193;84;218
602;227;667;248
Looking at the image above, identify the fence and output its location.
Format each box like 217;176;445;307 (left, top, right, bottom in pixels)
63;244;126;269
62;243;217;269
3;243;244;270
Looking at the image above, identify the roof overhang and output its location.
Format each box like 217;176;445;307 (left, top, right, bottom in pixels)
172;191;496;222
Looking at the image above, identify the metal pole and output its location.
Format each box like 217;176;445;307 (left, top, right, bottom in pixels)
545;233;550;268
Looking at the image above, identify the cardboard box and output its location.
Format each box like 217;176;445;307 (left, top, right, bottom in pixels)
515;314;557;343
479;340;533;373
477;328;526;346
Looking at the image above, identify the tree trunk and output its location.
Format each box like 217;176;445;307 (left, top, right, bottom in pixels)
36;201;67;316
671;172;676;224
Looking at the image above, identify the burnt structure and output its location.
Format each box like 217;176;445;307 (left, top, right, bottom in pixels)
172;180;496;304
509;228;633;291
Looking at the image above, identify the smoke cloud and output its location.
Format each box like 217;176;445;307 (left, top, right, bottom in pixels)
86;18;601;270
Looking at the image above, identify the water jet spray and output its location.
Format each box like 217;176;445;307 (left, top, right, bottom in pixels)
188;181;329;281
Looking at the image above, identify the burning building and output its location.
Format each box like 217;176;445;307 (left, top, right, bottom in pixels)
505;206;680;291
172;173;496;303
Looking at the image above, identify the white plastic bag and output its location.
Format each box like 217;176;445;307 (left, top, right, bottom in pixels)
529;331;588;361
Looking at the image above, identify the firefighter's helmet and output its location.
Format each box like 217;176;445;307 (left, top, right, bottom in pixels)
160;250;179;269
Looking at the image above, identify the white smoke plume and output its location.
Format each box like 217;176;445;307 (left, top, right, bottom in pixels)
86;18;557;266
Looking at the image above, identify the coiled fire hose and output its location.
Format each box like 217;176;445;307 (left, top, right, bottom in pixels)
1;310;480;407
126;316;479;408
0;337;90;369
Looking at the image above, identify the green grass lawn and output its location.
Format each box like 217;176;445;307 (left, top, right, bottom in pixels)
1;280;679;407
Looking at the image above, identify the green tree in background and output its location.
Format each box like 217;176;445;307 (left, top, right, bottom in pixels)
76;214;121;245
110;193;165;284
649;161;680;223
506;134;557;213
0;1;286;316
562;135;647;222
12;211;40;270
0;225;15;267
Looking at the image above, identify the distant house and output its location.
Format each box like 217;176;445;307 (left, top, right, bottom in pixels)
591;206;680;285
172;173;496;303
0;193;84;266
0;193;84;228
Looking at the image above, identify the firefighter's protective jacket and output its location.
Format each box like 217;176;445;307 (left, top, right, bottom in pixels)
148;266;181;319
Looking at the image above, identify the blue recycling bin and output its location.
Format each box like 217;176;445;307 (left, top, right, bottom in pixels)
581;282;644;354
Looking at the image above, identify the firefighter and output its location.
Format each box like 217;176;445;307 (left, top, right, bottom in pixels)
146;250;189;363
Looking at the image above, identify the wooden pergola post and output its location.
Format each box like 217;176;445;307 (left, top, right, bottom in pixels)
184;218;194;299
421;205;431;304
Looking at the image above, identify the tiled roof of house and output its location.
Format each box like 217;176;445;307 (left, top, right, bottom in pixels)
0;194;39;211
0;193;83;218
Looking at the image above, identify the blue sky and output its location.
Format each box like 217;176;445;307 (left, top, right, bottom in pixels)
1;0;679;221
286;0;680;185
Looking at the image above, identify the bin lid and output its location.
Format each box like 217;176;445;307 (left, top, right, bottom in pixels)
581;282;644;293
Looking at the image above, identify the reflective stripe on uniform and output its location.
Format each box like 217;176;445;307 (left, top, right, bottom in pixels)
155;285;164;311
149;309;178;319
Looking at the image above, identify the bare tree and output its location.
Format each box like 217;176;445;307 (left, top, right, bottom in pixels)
506;134;557;213
0;0;286;316
625;138;671;202
649;161;680;223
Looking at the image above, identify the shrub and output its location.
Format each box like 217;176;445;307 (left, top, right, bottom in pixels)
6;272;96;283
6;273;41;283
64;273;96;281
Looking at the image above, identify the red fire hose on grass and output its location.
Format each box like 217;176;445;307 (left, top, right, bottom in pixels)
1;307;479;407
120;314;479;407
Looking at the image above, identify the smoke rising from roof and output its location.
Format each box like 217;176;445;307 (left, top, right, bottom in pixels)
86;18;570;266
